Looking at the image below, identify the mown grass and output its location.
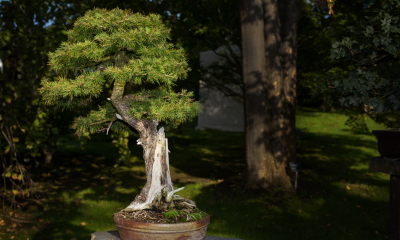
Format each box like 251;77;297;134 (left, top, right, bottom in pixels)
0;108;390;240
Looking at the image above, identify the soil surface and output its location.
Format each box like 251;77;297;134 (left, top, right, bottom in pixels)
115;207;207;224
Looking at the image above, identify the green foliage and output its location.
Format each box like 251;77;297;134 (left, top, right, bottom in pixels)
71;103;118;137
131;0;243;101
369;110;400;129
163;209;207;222
111;131;132;167
188;208;208;221
164;210;180;219
128;88;201;129
41;8;189;107
24;104;68;160
40;8;201;139
0;0;89;208
41;72;106;108
297;0;380;106
329;0;400;113
345;112;369;133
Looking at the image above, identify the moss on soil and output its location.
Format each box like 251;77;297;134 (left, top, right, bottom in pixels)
163;208;207;223
116;207;207;224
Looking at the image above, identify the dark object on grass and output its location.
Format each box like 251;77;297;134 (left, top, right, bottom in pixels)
289;162;302;190
296;128;302;140
370;156;400;240
113;214;210;240
372;129;400;158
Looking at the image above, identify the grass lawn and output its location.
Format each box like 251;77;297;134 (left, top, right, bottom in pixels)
0;108;390;240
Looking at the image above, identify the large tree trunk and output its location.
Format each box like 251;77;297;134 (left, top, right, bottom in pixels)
240;0;301;190
240;0;271;189
279;0;302;183
262;0;291;189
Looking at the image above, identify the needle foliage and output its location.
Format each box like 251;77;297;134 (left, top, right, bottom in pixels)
40;8;201;137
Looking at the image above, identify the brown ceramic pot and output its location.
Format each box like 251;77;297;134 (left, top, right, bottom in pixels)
114;214;210;240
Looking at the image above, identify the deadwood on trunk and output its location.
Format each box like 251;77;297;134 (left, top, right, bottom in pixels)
110;52;191;211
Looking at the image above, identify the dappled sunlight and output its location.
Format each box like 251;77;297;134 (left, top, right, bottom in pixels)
349;163;371;171
185;109;391;239
1;109;393;240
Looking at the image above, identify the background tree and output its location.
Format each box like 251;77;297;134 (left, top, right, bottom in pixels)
239;0;301;189
0;0;85;209
158;0;388;189
154;0;243;99
40;8;201;211
326;0;400;125
298;0;381;106
298;0;388;133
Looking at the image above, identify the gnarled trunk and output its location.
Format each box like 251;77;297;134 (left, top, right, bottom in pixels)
125;126;176;211
111;53;194;212
122;124;194;212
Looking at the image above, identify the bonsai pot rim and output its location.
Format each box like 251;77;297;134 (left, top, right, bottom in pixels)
114;213;210;240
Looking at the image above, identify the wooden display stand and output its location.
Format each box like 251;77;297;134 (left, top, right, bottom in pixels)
370;157;400;240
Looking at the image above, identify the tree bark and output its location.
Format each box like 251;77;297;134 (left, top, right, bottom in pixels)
240;0;301;190
110;52;189;211
279;0;301;183
262;0;292;189
127;126;176;211
240;0;272;189
111;81;179;211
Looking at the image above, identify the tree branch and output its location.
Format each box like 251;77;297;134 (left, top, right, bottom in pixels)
123;93;188;103
381;90;394;99
75;56;114;70
370;54;388;64
110;52;145;132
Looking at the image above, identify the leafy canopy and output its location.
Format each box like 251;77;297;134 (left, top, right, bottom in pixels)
40;8;201;137
329;0;400;113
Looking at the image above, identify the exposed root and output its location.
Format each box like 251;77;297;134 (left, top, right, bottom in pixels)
123;187;195;212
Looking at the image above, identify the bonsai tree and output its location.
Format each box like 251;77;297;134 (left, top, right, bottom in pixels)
40;8;201;212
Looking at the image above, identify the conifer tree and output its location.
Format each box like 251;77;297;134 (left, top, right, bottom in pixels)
40;8;201;211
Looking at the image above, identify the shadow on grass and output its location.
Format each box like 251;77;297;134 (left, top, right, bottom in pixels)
26;153;147;240
188;130;389;240
17;118;390;240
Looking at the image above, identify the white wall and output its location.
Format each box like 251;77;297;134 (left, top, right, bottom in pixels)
195;46;244;132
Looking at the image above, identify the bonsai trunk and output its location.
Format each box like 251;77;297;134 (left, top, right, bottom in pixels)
111;53;194;211
124;125;177;211
110;84;192;211
122;123;195;212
